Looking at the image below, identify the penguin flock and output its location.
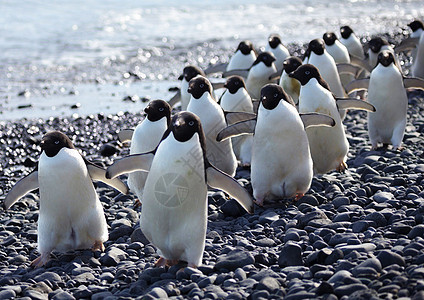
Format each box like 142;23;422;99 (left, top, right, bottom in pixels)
3;20;424;270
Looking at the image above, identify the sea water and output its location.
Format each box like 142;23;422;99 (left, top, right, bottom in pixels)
1;0;423;120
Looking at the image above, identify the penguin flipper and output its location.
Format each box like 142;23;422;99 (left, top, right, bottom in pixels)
106;153;154;179
204;62;228;75
118;129;134;143
86;163;129;195
224;111;256;125
223;69;250;78
403;77;424;91
252;99;260;114
395;37;419;53
168;90;181;108
337;63;362;77
345;78;370;95
216;119;256;142
336;98;376;112
212;81;225;90
206;165;254;214
300;113;335;129
349;54;372;73
3;170;39;210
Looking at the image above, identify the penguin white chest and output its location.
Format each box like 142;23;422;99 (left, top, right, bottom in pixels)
37;148;107;252
140;134;207;266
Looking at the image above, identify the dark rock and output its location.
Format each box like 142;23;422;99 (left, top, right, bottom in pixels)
408;224;424;239
377;250;405;268
316;281;334;295
99;143;119;157
334;284;368;297
221;199;244;217
51;290;76;300
99;247;128;266
256;276;280;293
215;249;255;271
278;242;303;267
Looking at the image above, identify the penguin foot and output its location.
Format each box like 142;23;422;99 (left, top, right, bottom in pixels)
92;241;105;252
31;253;50;268
336;161;348;173
393;145;404;152
254;198;264;206
133;198;142;209
295;193;305;201
155;257;166;267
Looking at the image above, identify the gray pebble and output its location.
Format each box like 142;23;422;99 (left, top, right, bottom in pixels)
377;250;406;268
215;249;255;271
278;242;303;267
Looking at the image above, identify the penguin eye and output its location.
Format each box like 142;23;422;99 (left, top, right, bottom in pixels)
54;140;60;145
274;93;278;98
199;83;204;88
159;107;164;112
305;71;310;75
188;121;195;126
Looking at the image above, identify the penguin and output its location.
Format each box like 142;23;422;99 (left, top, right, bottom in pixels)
323;32;354;89
245;52;278;99
278;56;302;105
118;100;171;201
345;50;424;149
204;40;257;75
409;20;424;39
289;64;375;174
3;131;129;267
340;25;365;60
220;76;254;165
217;84;335;206
367;37;395;70
168;65;205;110
304;39;346;98
412;31;424;79
187;75;238;176
396;20;424;61
106;111;254;268
265;34;290;75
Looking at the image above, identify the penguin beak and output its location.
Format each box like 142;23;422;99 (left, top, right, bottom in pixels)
178;74;183;80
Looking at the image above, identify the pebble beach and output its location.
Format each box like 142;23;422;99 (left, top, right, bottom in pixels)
2;2;424;299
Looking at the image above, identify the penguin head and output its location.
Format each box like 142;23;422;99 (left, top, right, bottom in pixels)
368;37;389;53
377;50;395;67
179;65;205;81
41;131;75;157
252;52;276;68
282;56;302;74
307;39;325;56
408;20;424;32
289;64;330;90
144;99;171;123
224;75;246;94
268;34;282;49
237;40;255;55
171;111;206;146
187;75;213;99
323;32;338;46
260;84;294;110
340;26;354;39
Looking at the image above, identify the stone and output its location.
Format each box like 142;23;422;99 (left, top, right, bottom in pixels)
99;247;128;266
376;250;405;268
278;242;303;267
215;249;255;271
